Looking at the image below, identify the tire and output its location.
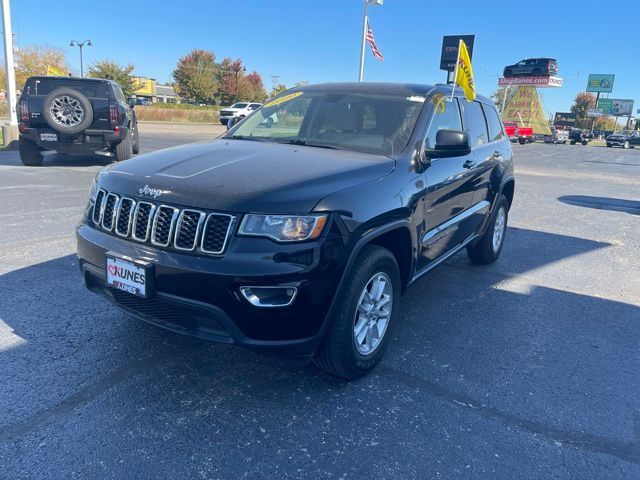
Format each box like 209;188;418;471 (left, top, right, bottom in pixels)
518;138;526;145
623;141;630;149
582;141;588;146
467;195;509;265
131;124;140;154
562;141;567;144
570;140;576;145
42;87;94;135
314;245;400;380
114;131;133;161
606;143;612;148
19;139;44;166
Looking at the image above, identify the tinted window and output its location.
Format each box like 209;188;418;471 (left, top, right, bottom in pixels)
482;104;505;142
231;103;248;108
25;78;109;98
425;97;462;148
461;100;489;146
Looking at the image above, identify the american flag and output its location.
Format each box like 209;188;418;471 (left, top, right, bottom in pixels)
366;19;383;61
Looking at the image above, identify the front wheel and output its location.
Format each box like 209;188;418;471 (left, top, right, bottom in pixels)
570;140;576;145
582;141;588;146
518;138;526;145
314;245;400;379
467;195;509;265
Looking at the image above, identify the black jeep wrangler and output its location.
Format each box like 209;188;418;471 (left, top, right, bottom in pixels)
569;128;593;146
18;76;139;166
77;82;515;379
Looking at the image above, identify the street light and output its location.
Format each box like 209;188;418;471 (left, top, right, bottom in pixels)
358;0;383;82
70;39;92;77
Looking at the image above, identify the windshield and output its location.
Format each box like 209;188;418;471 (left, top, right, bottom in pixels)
224;89;425;155
231;103;248;108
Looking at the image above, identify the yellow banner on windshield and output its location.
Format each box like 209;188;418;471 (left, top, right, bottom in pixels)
264;91;303;108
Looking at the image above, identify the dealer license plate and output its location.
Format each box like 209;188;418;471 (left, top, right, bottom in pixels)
106;256;150;298
40;133;57;142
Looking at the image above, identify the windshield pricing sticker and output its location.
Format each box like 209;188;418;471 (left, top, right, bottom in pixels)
264;91;303;108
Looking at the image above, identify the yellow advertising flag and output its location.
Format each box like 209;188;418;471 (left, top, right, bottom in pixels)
47;65;66;77
454;40;476;102
502;86;551;135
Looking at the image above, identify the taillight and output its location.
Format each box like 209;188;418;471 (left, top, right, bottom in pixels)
109;105;120;129
19;101;29;122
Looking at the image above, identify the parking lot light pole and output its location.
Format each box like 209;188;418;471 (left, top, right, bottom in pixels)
358;0;382;82
70;40;92;77
1;0;18;146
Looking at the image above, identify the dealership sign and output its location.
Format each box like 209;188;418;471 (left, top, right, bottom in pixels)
498;76;563;88
586;74;615;93
553;112;576;127
440;35;475;72
597;98;635;116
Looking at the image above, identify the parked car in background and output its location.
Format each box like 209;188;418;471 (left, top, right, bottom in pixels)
503;58;558;77
77;82;515;379
17;76;139;166
219;102;262;125
505;123;534;144
569;129;593;146
606;130;640;148
544;127;569;144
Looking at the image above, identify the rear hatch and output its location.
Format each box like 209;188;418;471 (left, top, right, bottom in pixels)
21;77;111;131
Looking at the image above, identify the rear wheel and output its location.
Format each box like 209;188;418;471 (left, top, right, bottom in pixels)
114;131;133;161
581;141;588;146
518;138;526;145
131;124;140;154
314;245;400;379
467;195;509;265
19;139;44;166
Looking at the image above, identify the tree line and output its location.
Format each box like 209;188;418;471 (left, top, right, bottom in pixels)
0;45;298;106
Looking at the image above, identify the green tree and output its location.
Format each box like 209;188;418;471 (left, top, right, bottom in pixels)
87;60;137;96
490;87;515;114
570;92;596;129
270;83;287;98
15;45;67;89
172;49;217;104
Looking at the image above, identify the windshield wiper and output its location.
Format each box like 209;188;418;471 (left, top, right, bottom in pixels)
278;138;346;150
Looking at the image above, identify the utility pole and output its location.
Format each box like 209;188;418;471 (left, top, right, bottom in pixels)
1;0;18;146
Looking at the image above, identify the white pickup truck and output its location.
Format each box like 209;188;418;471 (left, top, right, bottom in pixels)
219;102;262;126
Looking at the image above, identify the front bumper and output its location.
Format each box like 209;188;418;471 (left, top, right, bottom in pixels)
76;221;348;358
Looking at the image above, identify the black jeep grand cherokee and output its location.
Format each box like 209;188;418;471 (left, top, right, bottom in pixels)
18;76;139;166
77;83;514;379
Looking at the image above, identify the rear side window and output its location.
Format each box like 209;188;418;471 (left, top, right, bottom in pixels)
482;104;505;142
24;79;109;98
425;97;462;148
461;100;489;146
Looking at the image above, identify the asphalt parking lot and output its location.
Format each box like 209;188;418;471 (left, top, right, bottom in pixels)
1;129;639;479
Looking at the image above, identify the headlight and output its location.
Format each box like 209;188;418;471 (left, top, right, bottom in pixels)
89;178;99;203
239;214;328;242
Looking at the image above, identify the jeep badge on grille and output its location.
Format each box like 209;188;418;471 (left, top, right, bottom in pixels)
138;185;164;199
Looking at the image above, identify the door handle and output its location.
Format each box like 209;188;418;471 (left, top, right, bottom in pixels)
463;160;476;169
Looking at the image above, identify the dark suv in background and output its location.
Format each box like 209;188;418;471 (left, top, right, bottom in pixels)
18;76;139;166
77;82;515;379
503;58;558;77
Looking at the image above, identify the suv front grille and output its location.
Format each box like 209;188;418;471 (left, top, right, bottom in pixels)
91;190;236;256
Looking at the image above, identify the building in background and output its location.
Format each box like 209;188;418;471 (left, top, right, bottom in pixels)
133;76;178;104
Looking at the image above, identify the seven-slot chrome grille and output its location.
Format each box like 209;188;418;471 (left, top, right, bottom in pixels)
92;189;236;255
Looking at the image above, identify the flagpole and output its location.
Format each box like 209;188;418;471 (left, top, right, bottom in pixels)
450;39;461;102
358;0;368;82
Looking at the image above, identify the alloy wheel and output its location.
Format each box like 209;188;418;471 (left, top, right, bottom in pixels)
492;207;506;253
353;272;393;356
50;96;84;127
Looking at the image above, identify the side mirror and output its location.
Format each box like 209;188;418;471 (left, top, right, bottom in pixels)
426;129;471;159
128;97;136;108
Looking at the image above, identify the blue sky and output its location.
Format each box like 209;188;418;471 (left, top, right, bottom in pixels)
11;0;639;116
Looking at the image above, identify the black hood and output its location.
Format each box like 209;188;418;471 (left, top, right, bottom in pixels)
98;139;395;213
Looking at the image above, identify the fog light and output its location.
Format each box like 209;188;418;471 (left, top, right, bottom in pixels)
240;286;298;308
